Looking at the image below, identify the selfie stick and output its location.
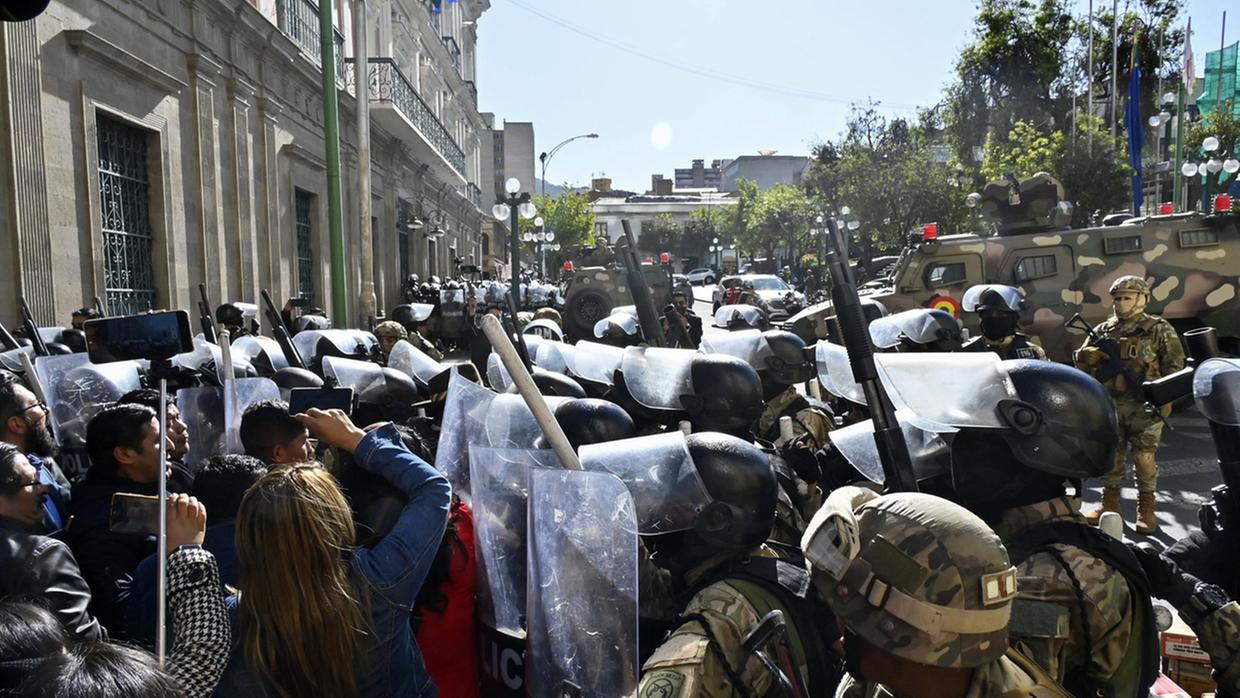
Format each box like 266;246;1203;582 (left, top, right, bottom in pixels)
479;314;581;471
156;376;169;666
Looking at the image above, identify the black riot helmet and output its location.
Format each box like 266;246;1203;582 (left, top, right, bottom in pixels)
530;367;588;398
681;353;764;434
963;285;1025;341
685;432;776;556
270;366;324;402
551;398;635;449
355;368;420;425
947;360;1118;517
760;330;814;386
390;304;418;329
216;303;245;328
57;329;88;353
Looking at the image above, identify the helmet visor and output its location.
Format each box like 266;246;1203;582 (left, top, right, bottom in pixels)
619;346;696;410
593;313;638;339
714;305;764;329
567;341;625;386
534;340;575;375
231;335;289;372
814;341;866;405
869;309;956;348
322;356;384;394
700;329;772;369
579;431;712;534
961;285;1024;313
387;340;445;384
1195;358;1240;426
828;410;954;485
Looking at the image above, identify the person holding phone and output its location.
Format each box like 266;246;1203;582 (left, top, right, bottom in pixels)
216;408;450;697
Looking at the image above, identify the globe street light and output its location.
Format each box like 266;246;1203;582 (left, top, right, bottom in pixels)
493;177;536;305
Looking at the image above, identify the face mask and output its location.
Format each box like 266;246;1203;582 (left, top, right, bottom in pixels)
980;312;1019;341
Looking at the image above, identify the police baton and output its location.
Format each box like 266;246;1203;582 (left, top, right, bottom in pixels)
479;314;582;471
823;218;917;492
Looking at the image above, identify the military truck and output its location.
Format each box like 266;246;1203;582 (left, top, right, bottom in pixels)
788;174;1240;362
561;264;672;341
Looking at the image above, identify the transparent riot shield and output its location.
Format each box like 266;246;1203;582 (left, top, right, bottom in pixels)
487;352;514;393
291;329;376;365
434;369;497;495
41;355;142;451
700;329;772;370
868;308;956;349
814;340;866;405
566;341;624;387
173;335;256;378
961;284;1025;313
872;352;1016;431
408;303;435;323
177;377;280;469
231;335;288;374
593;313;638;340
533;340;574;375
523;319;564;342
714;304;766;329
387;339;445;387
485;393;571;449
527;468;639;698
828;409;954;485
439;289;467;340
579;431;712;535
322;356;385;394
470;446;562;697
619;346;696;411
0;345;35;373
1195;358;1240;426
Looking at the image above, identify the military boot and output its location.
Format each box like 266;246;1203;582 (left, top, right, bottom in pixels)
1136;492;1159;535
1084;486;1121;524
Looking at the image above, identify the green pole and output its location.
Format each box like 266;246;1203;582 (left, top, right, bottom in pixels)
1173;81;1186;210
319;0;347;325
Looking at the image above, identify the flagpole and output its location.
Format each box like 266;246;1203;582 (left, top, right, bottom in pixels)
1111;0;1119;139
1173;18;1191;211
1088;0;1095;157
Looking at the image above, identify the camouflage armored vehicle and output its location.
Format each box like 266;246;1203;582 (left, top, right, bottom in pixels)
561;264;673;341
788;174;1240;362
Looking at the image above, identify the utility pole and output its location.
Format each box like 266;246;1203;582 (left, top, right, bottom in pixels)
354;0;375;322
1173;18;1191;210
1110;0;1119;140
319;0;347;325
1088;0;1095;156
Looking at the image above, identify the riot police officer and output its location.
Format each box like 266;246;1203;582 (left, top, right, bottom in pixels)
960;284;1046;360
1075;275;1185;534
802;486;1067;697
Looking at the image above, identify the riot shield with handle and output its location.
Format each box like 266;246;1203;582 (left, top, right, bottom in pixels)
36;353;142;481
469;446;562;697
527;468;639;698
176;377;280;469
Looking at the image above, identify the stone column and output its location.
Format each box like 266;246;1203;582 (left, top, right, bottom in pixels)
188;52;226;302
256;93;285;305
228;76;258;305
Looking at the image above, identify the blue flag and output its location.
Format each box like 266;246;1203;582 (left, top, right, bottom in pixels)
1124;64;1145;214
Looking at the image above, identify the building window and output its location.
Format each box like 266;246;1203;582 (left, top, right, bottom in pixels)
1013;254;1058;282
1103;235;1143;255
924;261;967;287
295;189;315;303
97;115;156;316
1178;228;1219;248
397;200;412;281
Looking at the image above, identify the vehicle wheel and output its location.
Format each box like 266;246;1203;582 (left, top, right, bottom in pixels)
705;276;715;285
565;288;613;340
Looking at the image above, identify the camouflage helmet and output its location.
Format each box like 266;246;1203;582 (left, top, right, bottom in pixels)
533;307;562;326
373;321;408;341
802;486;1017;669
1109;275;1150;297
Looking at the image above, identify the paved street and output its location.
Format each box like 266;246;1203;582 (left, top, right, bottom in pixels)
691;282;1225;548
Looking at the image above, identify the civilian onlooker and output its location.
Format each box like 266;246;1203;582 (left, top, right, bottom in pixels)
67;404;177;636
0;443;103;640
118;389;194;491
0;373;70;533
17;642;184;698
0;601;68;692
70;307;101;331
238;401;312;466
215;408;450;697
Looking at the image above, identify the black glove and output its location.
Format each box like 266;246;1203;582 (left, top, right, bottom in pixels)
781;441;822;485
1094;338;1124;383
1130;541;1199;608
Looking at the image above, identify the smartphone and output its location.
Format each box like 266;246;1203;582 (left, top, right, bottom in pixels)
288;387;354;416
109;493;161;537
289;298;310;308
84;310;193;363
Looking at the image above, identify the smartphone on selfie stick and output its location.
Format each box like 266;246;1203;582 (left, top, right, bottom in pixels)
85;310;193;667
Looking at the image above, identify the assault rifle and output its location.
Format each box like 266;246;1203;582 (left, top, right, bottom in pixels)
823;218;917;492
616;220;666;348
1065;313;1169;429
260;289;306;370
197;284;218;344
19;298;48;357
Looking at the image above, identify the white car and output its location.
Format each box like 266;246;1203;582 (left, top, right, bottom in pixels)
685;267;716;285
739;274;804;319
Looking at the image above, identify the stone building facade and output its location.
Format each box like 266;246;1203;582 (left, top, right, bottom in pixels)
0;0;492;329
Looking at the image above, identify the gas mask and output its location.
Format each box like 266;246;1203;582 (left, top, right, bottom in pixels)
979;311;1019;341
1111;291;1147;320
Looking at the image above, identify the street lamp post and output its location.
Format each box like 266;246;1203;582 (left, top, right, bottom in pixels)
539;133;600;197
1181;135;1240;212
522;217;558;277
492;177;537;306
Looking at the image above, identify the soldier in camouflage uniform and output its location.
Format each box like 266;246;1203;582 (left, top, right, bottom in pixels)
1074;275;1185;534
802;486;1068;697
372;321;407;362
960;284;1047;360
637;433;835;697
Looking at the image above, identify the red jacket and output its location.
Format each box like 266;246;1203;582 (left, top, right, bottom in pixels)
415;500;479;698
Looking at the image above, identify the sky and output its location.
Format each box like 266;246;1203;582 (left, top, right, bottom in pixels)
476;0;1234;194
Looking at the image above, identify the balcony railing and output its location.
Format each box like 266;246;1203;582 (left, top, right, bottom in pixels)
346;58;466;176
276;0;348;85
441;36;461;74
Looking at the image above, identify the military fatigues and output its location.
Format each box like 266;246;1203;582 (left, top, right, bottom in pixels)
1076;313;1184;491
1184;600;1240;694
638;547;814;697
836;649;1068;697
408;330;444;361
993;497;1136;689
960;334;1047;361
756;386;833;451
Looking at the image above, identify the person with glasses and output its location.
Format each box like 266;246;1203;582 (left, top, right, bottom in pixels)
0;442;103;640
0;372;70;533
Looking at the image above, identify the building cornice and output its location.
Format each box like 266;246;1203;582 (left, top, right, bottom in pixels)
64;30;189;93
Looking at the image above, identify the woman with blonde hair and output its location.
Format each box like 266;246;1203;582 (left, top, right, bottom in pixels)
216;408;451;697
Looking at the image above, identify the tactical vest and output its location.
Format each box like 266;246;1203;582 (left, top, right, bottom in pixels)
1102;317;1163;392
688;555;841;697
1005;522;1158;698
1000;646;1075;697
962;334;1042;360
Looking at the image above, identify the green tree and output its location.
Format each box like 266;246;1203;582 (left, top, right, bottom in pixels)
734;184;814;266
1186;102;1240;208
1082;0;1187;131
517;190;597;254
640;213;681;257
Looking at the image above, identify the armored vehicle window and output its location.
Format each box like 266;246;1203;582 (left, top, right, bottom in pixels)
1103;235;1143;255
925;262;967;288
1014;254;1058;282
1178;228;1219;248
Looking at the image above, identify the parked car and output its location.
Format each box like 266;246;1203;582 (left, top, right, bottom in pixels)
685;267;716;285
712;276;743;312
737;274;804;320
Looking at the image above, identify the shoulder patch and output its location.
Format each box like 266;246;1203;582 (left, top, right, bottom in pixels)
1008;598;1070;639
640;669;687;698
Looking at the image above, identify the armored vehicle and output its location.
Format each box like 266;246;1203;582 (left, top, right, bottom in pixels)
788;174;1240;362
561;264;672;341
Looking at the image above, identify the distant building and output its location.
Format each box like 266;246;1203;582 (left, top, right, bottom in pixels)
720;153;810;192
674;159;723;189
480;117;536;277
589;178;736;266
